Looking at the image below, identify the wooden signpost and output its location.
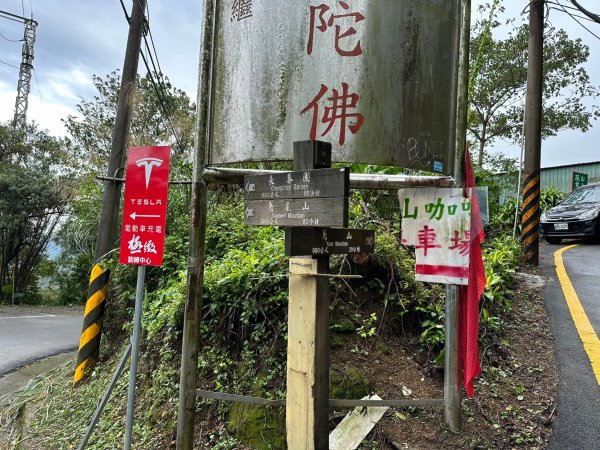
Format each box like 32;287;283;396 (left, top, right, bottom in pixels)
285;228;374;256
244;167;349;200
244;168;349;228
244;198;348;228
243;141;374;449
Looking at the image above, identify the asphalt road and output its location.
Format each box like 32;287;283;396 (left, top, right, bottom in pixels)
0;307;82;376
541;242;600;449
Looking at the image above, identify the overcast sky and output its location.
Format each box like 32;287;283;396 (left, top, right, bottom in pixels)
0;0;598;168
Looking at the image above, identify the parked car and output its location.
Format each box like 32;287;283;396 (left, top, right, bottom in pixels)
540;183;600;244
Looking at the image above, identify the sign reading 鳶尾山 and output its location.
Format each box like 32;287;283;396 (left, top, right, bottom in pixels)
120;146;171;266
209;0;460;173
398;188;471;285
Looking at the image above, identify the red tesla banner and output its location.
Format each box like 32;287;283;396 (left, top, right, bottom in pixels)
119;146;171;266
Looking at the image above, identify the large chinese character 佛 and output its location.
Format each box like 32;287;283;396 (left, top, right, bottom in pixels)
415;225;441;256
300;82;364;145
231;0;252;22
307;1;365;56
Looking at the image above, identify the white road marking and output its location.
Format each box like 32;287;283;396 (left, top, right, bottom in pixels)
0;314;57;319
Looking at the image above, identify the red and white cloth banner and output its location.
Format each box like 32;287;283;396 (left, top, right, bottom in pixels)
398;187;472;285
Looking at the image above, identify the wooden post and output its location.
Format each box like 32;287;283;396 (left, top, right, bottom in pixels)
286;141;331;450
521;0;544;266
94;0;147;260
175;0;215;447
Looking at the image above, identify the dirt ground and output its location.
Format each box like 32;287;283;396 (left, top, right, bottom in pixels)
329;270;558;449
0;304;83;316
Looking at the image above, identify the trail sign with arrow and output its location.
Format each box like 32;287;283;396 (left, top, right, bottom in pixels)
119;146;171;266
243;168;349;227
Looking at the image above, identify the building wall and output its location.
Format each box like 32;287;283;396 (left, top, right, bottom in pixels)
541;161;600;193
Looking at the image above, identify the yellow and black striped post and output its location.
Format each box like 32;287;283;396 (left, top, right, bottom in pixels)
521;170;541;265
74;264;110;384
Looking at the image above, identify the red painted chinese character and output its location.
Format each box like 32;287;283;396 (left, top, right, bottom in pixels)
415;225;441;256
448;230;470;256
300;82;364;145
307;1;365;56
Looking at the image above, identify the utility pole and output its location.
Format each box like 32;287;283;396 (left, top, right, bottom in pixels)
83;0;146;376
176;0;214;446
94;0;147;262
521;0;544;266
0;10;38;129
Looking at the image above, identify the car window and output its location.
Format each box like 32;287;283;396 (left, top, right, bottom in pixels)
562;186;600;205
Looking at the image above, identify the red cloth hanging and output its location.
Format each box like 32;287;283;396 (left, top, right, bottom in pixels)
459;148;486;397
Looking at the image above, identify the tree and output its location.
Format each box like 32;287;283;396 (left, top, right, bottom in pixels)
63;71;196;173
468;6;600;166
0;122;70;302
55;71;195;303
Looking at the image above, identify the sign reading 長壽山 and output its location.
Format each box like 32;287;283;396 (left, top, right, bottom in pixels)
398;188;472;285
208;0;460;173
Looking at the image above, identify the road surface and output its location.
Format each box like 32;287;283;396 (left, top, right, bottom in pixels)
541;242;600;449
0;307;82;376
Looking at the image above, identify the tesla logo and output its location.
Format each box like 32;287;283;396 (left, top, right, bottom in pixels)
136;157;163;189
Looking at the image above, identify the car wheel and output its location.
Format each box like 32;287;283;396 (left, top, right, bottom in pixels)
544;236;562;244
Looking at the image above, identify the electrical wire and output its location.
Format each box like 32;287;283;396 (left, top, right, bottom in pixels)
570;0;600;23
140;50;185;151
556;0;600;39
118;0;185;150
0;31;21;42
32;67;43;103
119;0;130;23
0;58;18;69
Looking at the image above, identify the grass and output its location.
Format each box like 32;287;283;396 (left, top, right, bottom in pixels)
0;343;178;450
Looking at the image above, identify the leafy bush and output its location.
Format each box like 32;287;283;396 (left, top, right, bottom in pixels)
481;234;522;333
540;186;566;211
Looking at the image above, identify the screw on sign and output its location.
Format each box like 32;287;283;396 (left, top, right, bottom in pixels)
119;146;171;266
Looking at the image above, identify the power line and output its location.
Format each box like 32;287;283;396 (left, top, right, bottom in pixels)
0;57;18;69
552;0;600;40
547;1;597;22
0;31;22;42
119;0;130;22
140;50;185;150
118;0;185;150
570;0;600;23
33;67;43;103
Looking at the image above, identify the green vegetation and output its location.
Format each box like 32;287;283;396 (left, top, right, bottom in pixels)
0;48;552;445
469;3;599;165
0;122;71;304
